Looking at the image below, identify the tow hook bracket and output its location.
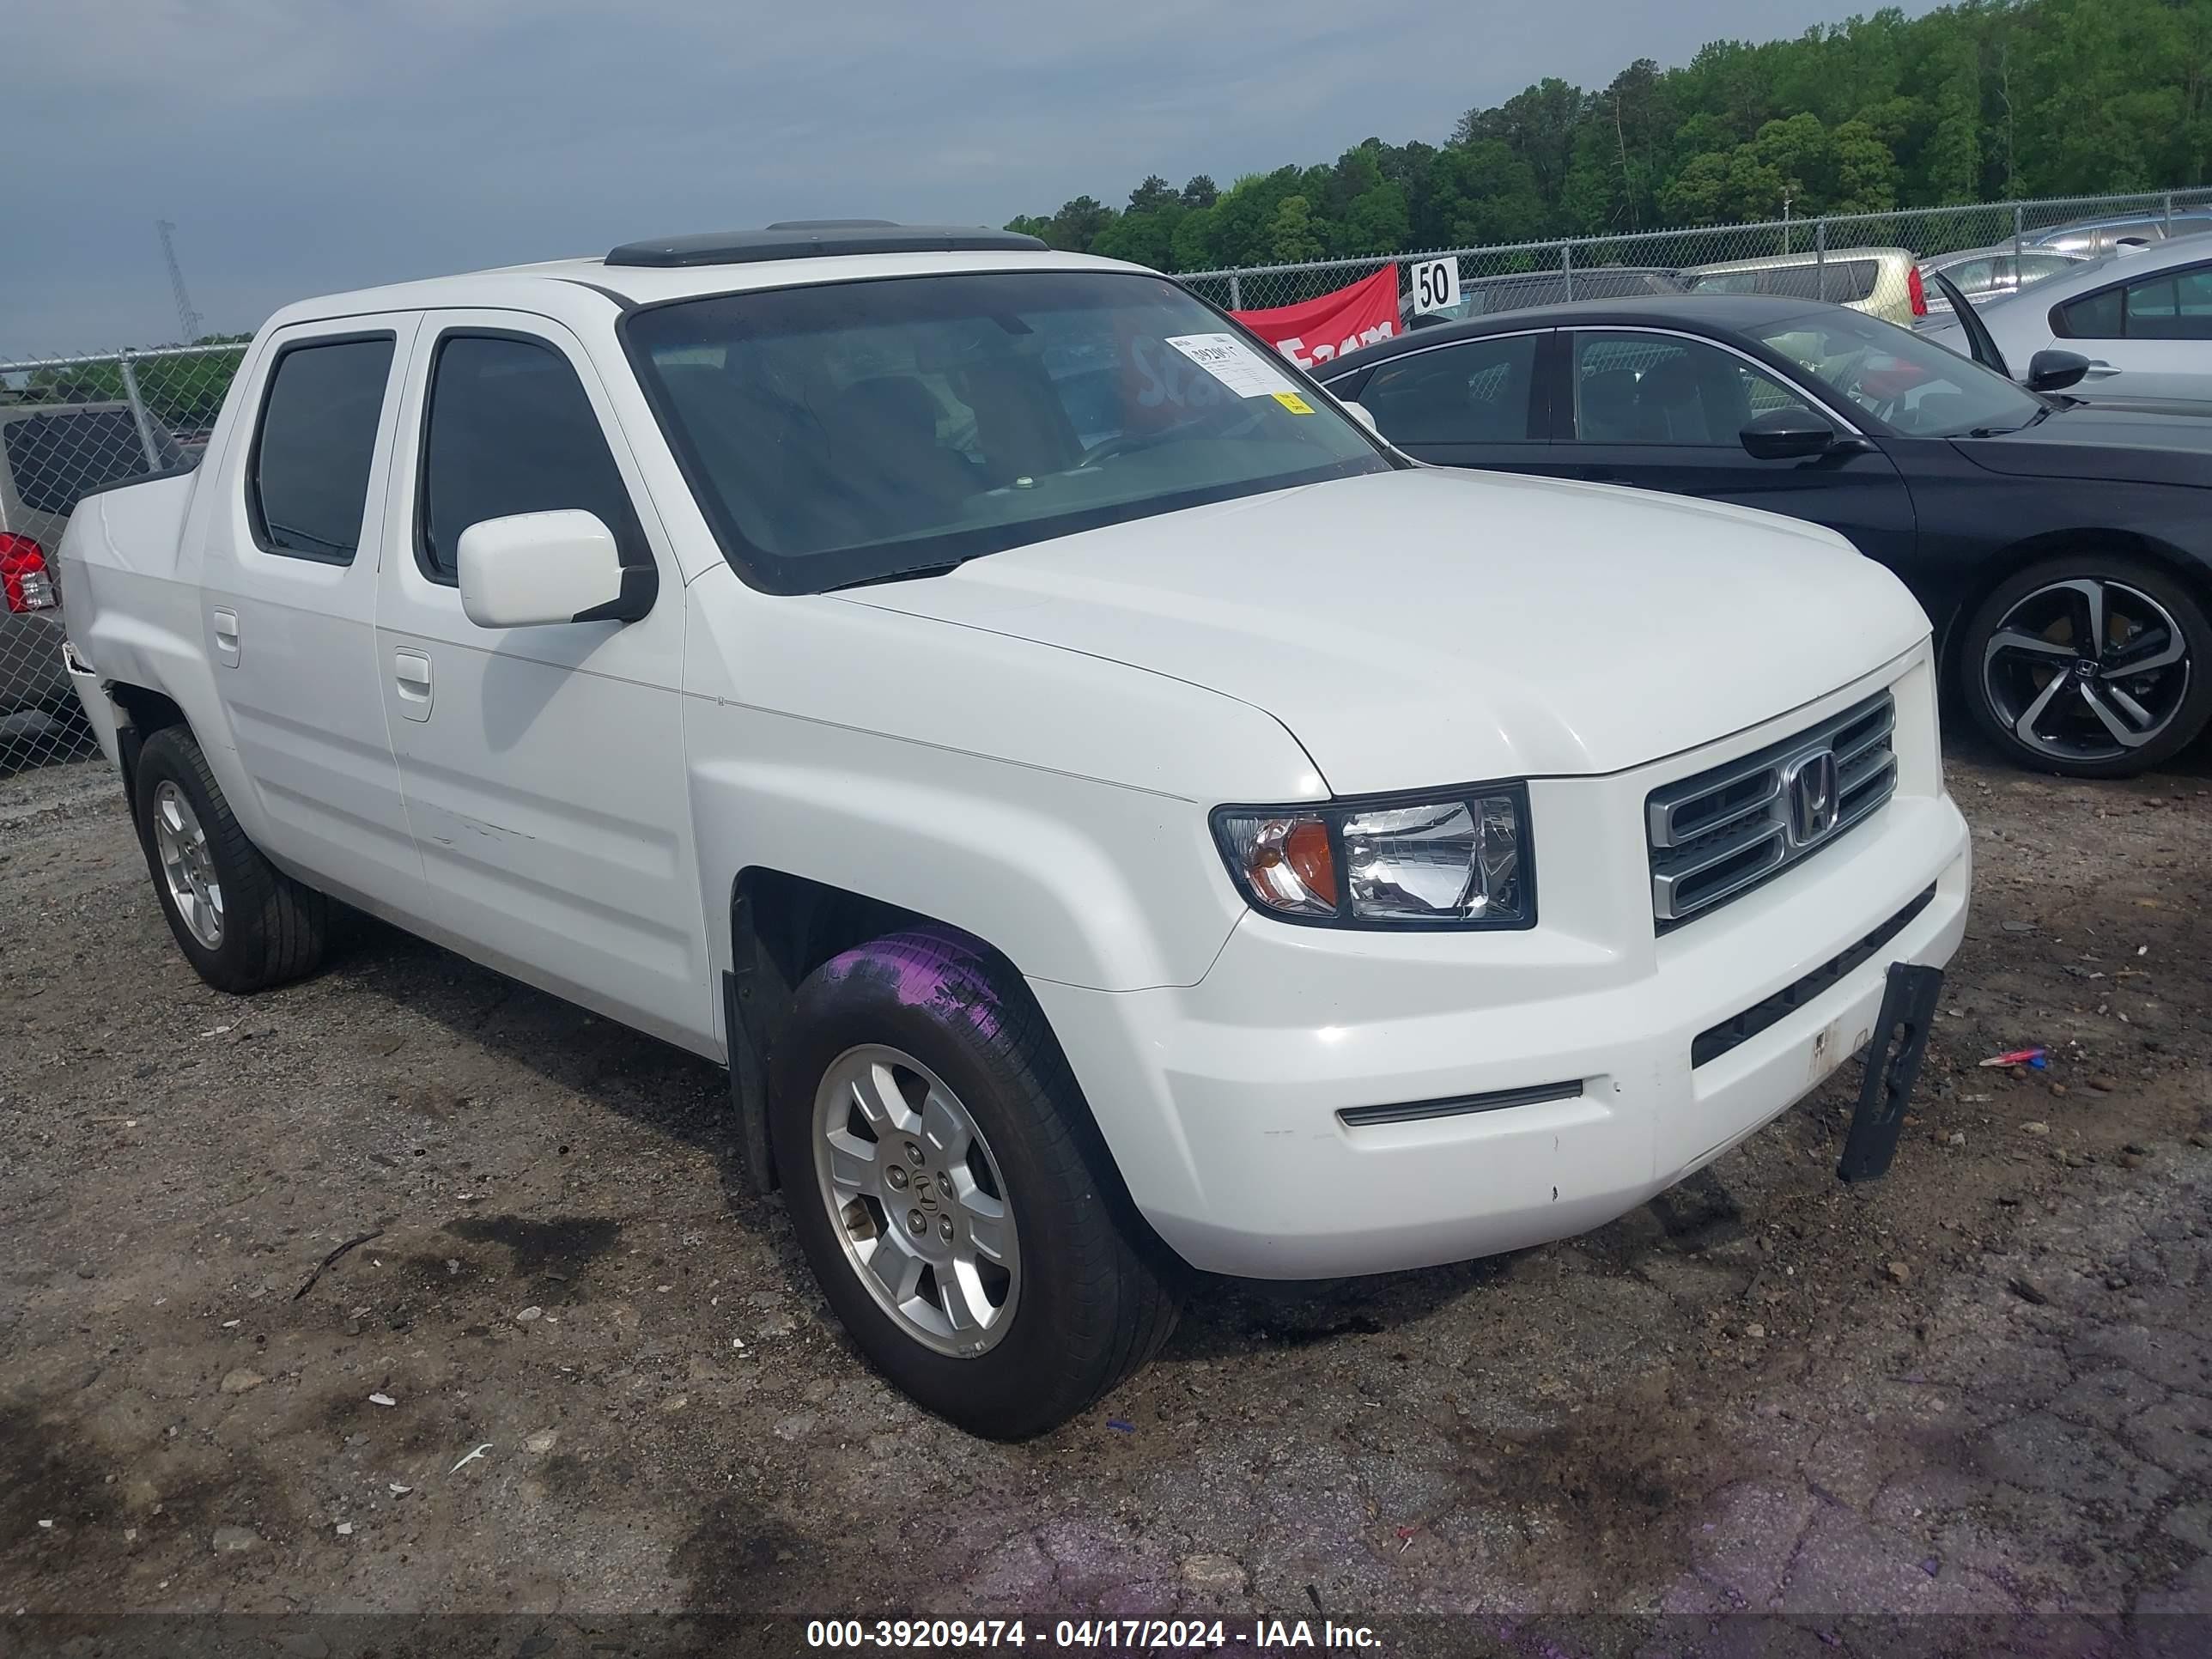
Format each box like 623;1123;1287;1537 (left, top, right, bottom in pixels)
1837;962;1947;1184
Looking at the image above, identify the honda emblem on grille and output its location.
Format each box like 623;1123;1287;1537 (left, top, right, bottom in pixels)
1782;748;1841;847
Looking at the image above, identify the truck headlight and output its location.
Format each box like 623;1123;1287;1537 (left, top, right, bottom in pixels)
1212;785;1533;928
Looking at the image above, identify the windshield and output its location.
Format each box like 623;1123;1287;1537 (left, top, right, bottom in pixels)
1750;307;2045;437
623;270;1390;592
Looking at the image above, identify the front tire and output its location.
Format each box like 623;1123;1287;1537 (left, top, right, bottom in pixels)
134;725;327;992
1960;554;2212;778
769;929;1179;1438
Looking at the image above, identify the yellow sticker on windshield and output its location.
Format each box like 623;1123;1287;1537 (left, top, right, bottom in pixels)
1273;391;1315;415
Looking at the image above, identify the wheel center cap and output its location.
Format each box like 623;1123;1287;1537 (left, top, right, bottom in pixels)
916;1183;939;1211
2074;657;2100;678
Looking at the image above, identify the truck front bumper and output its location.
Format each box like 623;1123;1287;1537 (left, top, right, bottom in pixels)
1031;664;1971;1280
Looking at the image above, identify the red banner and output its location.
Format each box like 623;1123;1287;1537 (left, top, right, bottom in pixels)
1231;265;1400;369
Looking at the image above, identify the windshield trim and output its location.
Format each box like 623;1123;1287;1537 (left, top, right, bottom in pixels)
1744;307;2047;441
615;268;1403;597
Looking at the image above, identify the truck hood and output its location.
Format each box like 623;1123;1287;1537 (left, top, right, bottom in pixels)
838;468;1929;795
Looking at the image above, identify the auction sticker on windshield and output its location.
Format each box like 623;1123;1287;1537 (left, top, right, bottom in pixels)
1165;333;1301;400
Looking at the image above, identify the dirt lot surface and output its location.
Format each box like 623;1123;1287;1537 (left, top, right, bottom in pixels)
3;742;2209;1654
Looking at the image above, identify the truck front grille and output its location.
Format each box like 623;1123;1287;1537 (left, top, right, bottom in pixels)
1646;691;1896;932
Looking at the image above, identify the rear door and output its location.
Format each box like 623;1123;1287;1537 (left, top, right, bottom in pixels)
2051;258;2212;400
1545;328;1918;565
373;313;710;1049
198;318;422;905
1334;330;1553;471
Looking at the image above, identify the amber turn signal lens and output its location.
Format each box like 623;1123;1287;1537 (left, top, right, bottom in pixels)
1282;819;1336;902
1214;813;1338;917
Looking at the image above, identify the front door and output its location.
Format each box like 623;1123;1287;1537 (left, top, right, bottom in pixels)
199;318;423;908
374;313;711;1051
1539;328;1918;568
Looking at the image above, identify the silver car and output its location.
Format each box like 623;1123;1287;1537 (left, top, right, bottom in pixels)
1917;243;2093;321
2;399;181;735
1920;234;2212;404
2028;210;2212;257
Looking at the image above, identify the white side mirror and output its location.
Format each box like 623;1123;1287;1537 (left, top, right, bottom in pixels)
455;509;651;629
1344;399;1382;438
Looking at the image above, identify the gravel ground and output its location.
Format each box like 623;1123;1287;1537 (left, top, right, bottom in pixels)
2;740;2208;1653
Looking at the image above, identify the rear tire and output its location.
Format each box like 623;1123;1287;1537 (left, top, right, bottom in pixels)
134;725;327;992
1959;552;2212;779
769;929;1179;1438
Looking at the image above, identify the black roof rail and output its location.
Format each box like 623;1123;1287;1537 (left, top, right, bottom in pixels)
604;222;1048;269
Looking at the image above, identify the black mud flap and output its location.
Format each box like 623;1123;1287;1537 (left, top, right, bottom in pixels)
1837;962;1947;1184
722;969;775;1194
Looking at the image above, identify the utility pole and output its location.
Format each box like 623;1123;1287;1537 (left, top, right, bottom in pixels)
155;220;203;343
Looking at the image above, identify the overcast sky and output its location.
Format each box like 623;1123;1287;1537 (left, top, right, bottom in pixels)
7;0;1933;352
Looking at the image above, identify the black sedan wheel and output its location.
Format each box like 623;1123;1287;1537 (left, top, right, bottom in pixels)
1962;556;2212;778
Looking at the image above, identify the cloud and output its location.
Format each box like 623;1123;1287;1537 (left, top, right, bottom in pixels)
4;0;1930;349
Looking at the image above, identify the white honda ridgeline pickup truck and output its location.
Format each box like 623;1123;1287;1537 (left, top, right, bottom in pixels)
58;222;1970;1437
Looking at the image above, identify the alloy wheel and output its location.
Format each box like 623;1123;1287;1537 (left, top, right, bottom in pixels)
1980;577;2191;764
151;781;225;950
811;1044;1020;1358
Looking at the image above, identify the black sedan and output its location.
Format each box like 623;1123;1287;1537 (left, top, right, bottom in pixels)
1312;295;2212;778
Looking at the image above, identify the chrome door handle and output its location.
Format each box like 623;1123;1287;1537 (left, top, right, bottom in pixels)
392;648;433;720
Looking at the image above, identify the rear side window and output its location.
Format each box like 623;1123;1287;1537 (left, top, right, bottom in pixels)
1689;262;1876;303
1941;257;1999;294
1359;336;1541;444
2057;287;2125;338
417;333;641;583
249;337;396;562
3;409;159;518
1764;262;1877;303
2057;267;2212;340
1467;278;1564;314
1579;270;1673;300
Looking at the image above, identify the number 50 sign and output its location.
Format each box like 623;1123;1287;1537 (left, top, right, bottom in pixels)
1409;257;1461;317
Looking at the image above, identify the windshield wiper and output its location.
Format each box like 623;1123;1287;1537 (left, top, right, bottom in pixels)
826;559;969;591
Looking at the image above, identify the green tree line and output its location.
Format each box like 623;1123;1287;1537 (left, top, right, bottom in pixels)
1006;0;2212;272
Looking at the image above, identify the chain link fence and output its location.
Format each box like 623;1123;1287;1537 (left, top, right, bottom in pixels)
4;186;2211;778
1;342;245;775
1182;187;2212;318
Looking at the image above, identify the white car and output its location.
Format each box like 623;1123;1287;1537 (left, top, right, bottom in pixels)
56;223;1971;1437
1923;234;2212;404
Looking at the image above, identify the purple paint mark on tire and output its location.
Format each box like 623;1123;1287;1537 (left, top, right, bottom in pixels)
818;935;1006;1043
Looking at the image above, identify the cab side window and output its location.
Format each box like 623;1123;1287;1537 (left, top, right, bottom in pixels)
249;337;396;562
417;333;643;583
